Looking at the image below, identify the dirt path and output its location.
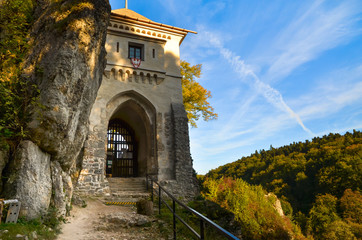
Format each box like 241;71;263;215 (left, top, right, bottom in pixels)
57;199;168;240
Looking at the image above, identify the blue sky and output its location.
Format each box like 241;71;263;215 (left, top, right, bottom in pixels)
110;0;362;174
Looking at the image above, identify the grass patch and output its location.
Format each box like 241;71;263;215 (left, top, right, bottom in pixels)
0;218;57;240
0;203;65;240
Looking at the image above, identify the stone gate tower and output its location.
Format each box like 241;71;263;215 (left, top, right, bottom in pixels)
76;8;198;198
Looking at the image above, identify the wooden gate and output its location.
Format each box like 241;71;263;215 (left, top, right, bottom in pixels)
106;119;137;177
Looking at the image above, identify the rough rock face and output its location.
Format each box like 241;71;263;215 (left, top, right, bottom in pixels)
0;147;9;192
266;193;285;217
3;141;52;219
51;161;73;216
2;0;110;219
25;0;111;169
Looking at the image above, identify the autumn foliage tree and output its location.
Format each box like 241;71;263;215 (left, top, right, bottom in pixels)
0;0;37;148
180;60;217;127
206;131;362;239
201;177;306;239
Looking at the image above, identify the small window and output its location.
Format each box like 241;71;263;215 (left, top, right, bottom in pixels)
152;49;155;58
128;43;144;60
116;42;119;52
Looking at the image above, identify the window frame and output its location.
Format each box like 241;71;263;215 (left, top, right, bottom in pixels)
128;42;144;61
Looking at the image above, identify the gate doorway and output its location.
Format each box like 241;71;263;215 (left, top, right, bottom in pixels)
106;119;137;177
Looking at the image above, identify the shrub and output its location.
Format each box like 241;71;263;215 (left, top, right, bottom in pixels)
202;177;306;239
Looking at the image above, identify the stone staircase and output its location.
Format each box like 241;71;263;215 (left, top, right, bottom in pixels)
105;177;150;203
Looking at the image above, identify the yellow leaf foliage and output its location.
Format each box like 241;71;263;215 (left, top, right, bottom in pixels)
180;60;218;127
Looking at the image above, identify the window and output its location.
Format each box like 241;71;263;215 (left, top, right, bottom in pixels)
152;49;155;58
128;43;144;60
116;42;119;52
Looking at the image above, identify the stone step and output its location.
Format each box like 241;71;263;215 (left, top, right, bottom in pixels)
109;186;146;189
109;184;146;187
111;189;147;193
109;192;150;198
107;177;148;196
107;177;146;181
111;188;147;191
108;182;145;185
103;191;150;203
109;183;146;186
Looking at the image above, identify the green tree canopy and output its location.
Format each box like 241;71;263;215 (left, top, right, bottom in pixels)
180;60;217;127
0;0;35;148
205;130;362;239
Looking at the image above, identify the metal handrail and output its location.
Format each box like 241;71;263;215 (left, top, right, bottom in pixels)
146;175;240;240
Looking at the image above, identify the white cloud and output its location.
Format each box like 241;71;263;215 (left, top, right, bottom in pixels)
294;65;362;120
264;0;362;82
181;0;362;173
204;31;314;135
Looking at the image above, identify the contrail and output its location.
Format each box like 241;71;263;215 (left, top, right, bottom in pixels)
207;32;314;135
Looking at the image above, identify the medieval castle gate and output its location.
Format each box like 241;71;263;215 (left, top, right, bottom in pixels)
75;8;198;198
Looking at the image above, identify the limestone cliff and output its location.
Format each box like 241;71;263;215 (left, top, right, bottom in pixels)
2;0;110;219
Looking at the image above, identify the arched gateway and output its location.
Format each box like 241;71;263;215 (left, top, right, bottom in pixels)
106;119;137;177
76;8;198;198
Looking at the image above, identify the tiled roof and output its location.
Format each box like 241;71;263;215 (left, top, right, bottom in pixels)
111;8;150;21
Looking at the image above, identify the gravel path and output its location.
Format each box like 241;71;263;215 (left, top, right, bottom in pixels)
57;199;168;240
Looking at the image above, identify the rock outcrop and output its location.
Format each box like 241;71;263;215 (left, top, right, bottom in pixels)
24;0;110;169
2;0;111;219
266;193;285;217
3;141;52;219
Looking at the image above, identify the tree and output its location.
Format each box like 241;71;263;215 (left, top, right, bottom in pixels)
340;189;362;238
180;60;217;127
0;0;35;147
308;194;340;238
322;220;356;240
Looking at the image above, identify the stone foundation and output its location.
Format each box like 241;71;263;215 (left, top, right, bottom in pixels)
75;131;110;196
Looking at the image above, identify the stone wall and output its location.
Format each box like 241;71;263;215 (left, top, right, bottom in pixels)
76;101;199;200
75;127;110;196
158;103;198;200
75;9;198;200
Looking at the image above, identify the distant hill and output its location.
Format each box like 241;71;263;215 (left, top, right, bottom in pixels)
205;130;362;239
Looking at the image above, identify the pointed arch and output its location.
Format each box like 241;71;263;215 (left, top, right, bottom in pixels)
106;91;158;177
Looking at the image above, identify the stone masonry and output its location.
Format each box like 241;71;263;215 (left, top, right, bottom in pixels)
75;8;198;199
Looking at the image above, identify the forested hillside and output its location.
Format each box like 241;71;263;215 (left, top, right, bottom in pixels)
205;130;361;239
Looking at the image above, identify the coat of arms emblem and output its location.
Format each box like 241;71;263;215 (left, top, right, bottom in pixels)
131;58;141;68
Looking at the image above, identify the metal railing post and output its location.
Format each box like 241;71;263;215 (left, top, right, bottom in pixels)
200;220;205;240
158;185;161;215
150;180;239;240
173;199;176;240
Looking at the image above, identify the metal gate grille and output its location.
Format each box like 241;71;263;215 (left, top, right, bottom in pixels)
106;119;137;177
